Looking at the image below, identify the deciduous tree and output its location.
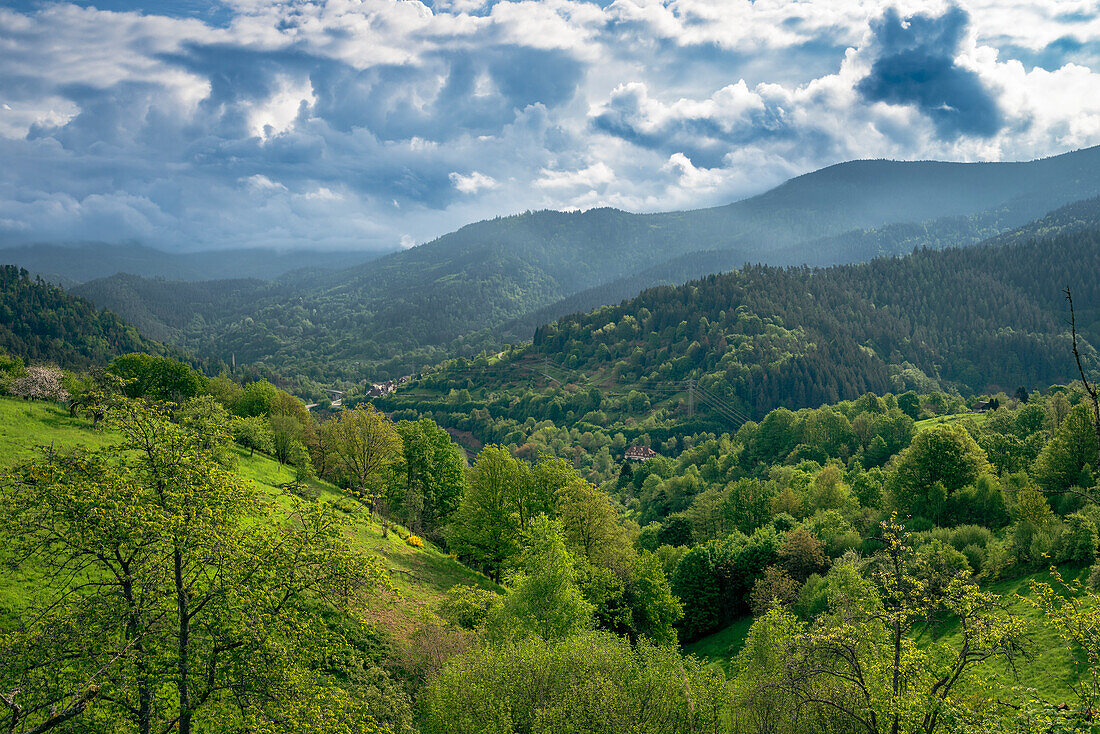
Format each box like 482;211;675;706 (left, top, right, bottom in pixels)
488;515;593;642
328;404;403;514
0;400;389;734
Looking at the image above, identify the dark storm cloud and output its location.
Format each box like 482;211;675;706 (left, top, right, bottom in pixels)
857;5;1004;139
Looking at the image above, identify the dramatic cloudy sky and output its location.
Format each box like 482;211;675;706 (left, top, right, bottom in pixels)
2;0;1099;251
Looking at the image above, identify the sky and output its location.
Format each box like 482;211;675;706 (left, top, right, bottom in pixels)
1;0;1099;252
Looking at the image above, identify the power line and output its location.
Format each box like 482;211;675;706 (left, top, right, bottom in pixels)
691;390;746;427
693;383;754;424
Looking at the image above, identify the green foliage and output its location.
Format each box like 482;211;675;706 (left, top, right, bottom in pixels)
1033;404;1100;497
235;379;281;417
1028;569;1100;718
109;352;207;401
0;266;168;370
671;543;726;641
749;566;800;616
945;474;1010;528
627;552;684;645
555;478;627;567
764;517;1028;734
731;604;805;731
232;414;275;457
488;515;593;642
898;391;921;420
393;418;466;533
420;631;730;734
206;375;243;410
779;526;829;581
0;399;391;734
269;412;305;464
1010;489;1059;566
438;584;503;630
671;525;784;641
327;404;404;510
446;446;530;581
1060;513;1099;565
891;424;993;520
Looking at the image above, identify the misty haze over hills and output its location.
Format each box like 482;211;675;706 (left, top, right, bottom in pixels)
3;145;1090;385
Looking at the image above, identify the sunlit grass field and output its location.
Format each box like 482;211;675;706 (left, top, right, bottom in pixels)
680;565;1092;704
0;397;498;644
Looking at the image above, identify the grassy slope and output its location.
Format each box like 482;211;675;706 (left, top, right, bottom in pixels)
913;569;1091;702
0;397;498;644
681;617;755;669
914;412;990;431
681;567;1092;704
0;398;121;461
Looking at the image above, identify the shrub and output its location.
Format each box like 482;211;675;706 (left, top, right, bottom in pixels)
654;544;687;579
438;585;502;630
636;522;661;551
750;566;800;616
1058;513;1099;565
778;527;829;581
770;512;798;533
803;509;853;557
406;534;425;548
420;632;731;734
949;524;994;552
794;573;829;619
914;539;972;603
960;544;986;573
945;475;1009;528
980;539;1013;581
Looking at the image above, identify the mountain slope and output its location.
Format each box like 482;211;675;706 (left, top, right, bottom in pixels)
0;395;498;653
74;147;1100;383
313;145;1100;337
529;223;1100;418
375;200;1100;451
70;274;276;344
510;194;1100;339
0;265;170;369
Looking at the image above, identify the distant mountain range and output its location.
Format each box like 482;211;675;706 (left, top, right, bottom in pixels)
0;243;386;285
15;144;1100;387
375;197;1100;442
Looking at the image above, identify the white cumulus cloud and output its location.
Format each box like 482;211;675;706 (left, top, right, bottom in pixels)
449;170;499;194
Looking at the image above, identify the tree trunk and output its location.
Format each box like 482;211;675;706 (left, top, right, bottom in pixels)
175;548;193;734
120;572;152;734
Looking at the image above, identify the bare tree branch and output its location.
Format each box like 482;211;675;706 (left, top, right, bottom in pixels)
1065;287;1100;463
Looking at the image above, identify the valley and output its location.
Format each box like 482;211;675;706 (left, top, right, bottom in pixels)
3;152;1100;734
5;146;1094;396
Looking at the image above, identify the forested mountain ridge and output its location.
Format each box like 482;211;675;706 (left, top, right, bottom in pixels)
0;265;171;370
71;274;279;345
301;145;1100;343
67;148;1100;389
500;206;1014;339
506;191;1100;340
532;224;1100;414
377;204;1100;460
